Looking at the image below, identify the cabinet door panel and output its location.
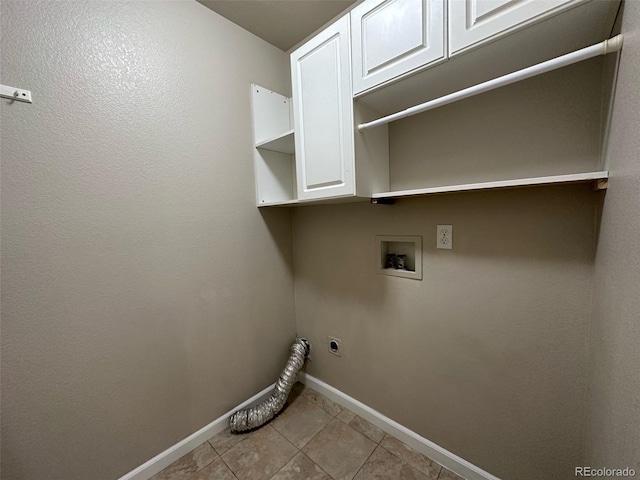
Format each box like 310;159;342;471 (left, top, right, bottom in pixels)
291;16;355;200
352;0;445;95
449;0;583;54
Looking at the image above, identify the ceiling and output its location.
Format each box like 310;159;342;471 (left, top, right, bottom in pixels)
196;0;357;51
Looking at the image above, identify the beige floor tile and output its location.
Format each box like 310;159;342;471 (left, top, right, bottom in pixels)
271;397;333;448
438;467;466;480
150;390;463;480
380;435;441;479
208;427;247;455
150;442;217;480
354;446;431;480
302;418;376;480
337;411;385;444
270;452;332;480
221;425;297;480
190;457;238;480
302;388;343;417
337;409;357;423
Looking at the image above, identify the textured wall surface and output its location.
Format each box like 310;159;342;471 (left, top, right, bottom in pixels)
293;185;597;480
584;0;640;473
0;2;294;479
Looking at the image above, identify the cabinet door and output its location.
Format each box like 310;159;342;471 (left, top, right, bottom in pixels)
351;0;445;95
449;0;583;55
291;15;355;201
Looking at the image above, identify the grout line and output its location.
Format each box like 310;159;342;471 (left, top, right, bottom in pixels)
300;451;334;480
182;444;218;480
219;454;236;478
301;387;343;418
280;429;302;455
299;417;335;457
350;444;378;480
219;454;240;480
268;424;301;469
336;412;385;445
267;453;296;480
377;436;444;480
208;430;249;457
380;433;444;480
215;436;246;479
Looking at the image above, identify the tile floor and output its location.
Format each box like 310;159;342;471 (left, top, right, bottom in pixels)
150;383;466;480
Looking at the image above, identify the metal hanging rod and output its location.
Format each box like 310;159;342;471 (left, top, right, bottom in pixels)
358;35;624;131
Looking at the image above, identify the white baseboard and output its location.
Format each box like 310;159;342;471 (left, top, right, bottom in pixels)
117;383;275;480
299;373;501;480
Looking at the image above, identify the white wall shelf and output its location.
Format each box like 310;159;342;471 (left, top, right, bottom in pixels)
256;129;295;155
251;84;297;206
257;199;299;207
371;171;608;200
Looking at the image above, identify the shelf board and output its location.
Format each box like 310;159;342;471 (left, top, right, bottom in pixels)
371;171;609;199
255;129;294;155
257;198;299;207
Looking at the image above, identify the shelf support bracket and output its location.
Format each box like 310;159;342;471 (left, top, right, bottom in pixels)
593;179;609;191
370;198;395;205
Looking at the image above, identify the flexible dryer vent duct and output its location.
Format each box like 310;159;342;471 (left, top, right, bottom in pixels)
229;338;311;433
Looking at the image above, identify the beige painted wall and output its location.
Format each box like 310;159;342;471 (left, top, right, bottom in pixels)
389;57;605;191
0;2;295;479
292;46;610;479
584;0;640;473
294;124;600;480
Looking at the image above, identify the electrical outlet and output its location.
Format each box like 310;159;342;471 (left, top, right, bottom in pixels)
328;336;341;357
437;225;453;249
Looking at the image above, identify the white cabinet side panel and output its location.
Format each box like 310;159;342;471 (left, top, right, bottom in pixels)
252;84;291;144
254;149;295;205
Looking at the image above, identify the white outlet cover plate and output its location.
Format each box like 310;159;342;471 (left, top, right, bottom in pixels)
437;225;453;250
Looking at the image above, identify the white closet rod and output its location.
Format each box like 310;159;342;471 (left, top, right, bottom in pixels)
358;34;624;131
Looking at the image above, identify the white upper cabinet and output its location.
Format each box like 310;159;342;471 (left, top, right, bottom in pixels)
291;15;355;201
351;0;445;95
449;0;585;55
274;0;617;206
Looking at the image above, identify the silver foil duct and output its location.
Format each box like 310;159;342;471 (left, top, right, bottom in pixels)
229;338;311;433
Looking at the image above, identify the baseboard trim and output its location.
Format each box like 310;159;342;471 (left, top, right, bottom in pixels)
117;383;275;480
299;373;501;480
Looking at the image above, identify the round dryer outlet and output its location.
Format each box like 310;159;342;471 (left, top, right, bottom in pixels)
328;336;341;356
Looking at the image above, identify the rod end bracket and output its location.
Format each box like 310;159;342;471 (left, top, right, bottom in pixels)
604;34;624;54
